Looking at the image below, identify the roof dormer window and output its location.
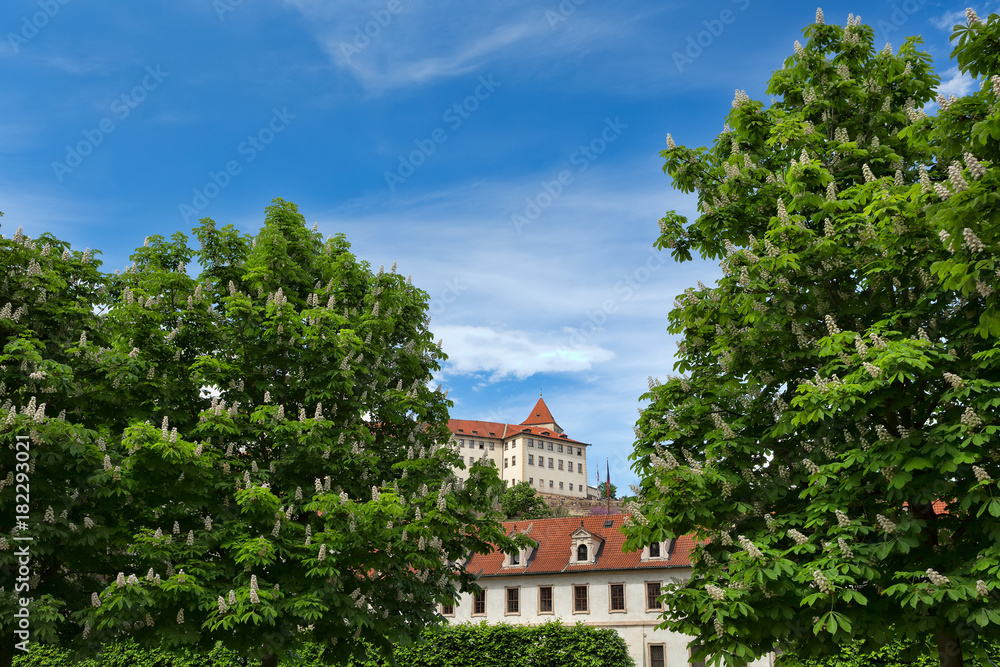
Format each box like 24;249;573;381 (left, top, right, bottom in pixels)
577;544;588;562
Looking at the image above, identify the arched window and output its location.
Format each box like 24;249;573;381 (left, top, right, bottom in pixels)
649;542;660;558
577;544;588;562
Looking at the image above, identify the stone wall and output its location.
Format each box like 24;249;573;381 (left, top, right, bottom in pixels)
540;493;624;517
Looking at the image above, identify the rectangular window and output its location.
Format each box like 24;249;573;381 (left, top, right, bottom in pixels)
549;480;553;488
479;441;484;450
504;458;508;468
473;590;486;616
529;477;533;484
548;458;553;468
577;448;582;456
459;439;464;447
538;586;553;613
527;438;533;447
646;582;662;611
441;602;455;616
489;442;494;450
573;585;588;613
529;454;534;465
650;542;661;557
538;456;544;467
506;587;520;615
649;645;665;667
557;444;563;453
578;463;582;473
558;460;564;470
689;646;707;667
548;443;553;451
469;456;474;465
511;551;520;565
610;584;625;611
504;443;508;451
559;481;564;490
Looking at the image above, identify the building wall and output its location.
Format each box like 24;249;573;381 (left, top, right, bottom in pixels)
450;434;589;498
444;569;772;667
506;435;588;497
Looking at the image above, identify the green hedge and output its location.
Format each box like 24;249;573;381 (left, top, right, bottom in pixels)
779;639;1000;667
13;621;634;667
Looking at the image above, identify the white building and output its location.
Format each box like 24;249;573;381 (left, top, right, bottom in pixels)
447;397;590;498
443;514;774;667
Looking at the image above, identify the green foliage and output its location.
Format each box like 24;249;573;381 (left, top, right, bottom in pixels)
780;638;1000;667
597;481;617;499
500;481;551;519
625;11;1000;667
0;200;520;664
12;623;634;667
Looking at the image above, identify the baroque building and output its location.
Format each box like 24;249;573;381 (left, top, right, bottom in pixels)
443;514;776;667
447;397;590;498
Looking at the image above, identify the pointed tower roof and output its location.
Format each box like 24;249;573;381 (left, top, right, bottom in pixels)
521;396;562;433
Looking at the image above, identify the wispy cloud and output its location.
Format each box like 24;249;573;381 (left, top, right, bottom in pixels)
330;21;542;90
282;0;678;94
436;324;616;380
938;66;975;97
930;8;969;31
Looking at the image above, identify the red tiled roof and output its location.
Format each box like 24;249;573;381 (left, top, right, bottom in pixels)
521;397;558;427
447;420;588;446
466;514;694;577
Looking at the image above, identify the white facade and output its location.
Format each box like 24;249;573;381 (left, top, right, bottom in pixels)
446;515;776;667
447;397;590;498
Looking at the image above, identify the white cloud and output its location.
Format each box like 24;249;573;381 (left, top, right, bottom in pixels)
282;0;677;94
937;66;975;97
435;324;615;380
930;9;968;30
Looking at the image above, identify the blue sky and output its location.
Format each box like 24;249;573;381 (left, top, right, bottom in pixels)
0;0;980;490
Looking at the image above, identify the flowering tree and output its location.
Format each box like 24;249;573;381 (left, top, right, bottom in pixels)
624;10;1000;667
0;200;516;667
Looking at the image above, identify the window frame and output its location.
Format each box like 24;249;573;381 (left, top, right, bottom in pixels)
441;602;455;616
528;454;534;465
649;644;666;667
645;581;663;611
538;585;553;614
577;543;588;562
572;584;589;614
688;645;707;667
505;587;520;616
609;583;626;612
473;589;487;616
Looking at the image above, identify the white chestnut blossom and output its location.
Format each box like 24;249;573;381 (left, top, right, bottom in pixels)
963;228;985;253
925;569;949;586
961;407;983;429
875;514;896;534
813;570;832;593
737;535;763;559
